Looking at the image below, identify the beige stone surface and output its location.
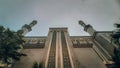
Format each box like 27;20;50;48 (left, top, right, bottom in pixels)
13;49;45;68
73;48;107;68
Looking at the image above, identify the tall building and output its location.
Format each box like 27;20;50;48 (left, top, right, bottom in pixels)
13;21;116;68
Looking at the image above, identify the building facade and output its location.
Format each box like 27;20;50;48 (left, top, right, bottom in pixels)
13;21;115;68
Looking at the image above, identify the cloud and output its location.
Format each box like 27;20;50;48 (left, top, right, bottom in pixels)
0;0;120;36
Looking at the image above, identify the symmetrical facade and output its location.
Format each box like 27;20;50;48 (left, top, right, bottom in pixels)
13;21;116;68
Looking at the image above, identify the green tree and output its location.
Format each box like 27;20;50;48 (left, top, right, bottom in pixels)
112;23;120;68
0;25;26;67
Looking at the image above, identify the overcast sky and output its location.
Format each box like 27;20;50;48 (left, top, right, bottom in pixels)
0;0;120;36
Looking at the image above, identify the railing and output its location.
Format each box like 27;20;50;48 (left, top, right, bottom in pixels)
23;43;45;49
73;40;93;48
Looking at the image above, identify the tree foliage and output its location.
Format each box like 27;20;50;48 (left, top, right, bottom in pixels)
112;23;120;68
0;25;26;65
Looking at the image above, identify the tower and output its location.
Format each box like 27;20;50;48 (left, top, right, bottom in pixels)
18;20;37;35
79;20;115;65
44;28;75;68
79;20;96;36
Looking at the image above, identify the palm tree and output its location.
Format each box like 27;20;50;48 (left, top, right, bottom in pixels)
0;25;26;67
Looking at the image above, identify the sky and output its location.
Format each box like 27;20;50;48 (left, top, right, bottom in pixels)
0;0;120;36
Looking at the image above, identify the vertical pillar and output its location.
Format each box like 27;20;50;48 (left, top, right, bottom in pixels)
46;31;57;68
64;31;75;68
45;31;53;68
